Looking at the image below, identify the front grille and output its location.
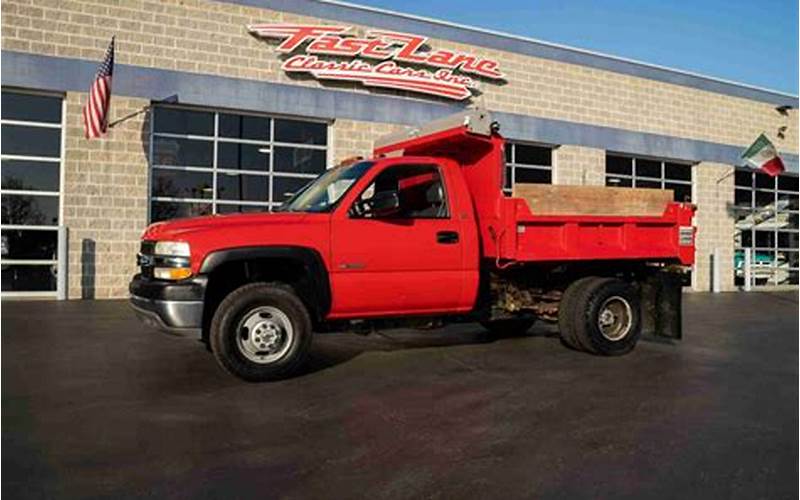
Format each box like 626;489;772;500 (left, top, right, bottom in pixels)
140;240;156;255
139;240;155;278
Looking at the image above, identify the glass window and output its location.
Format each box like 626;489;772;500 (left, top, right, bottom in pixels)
153;137;213;167
216;173;268;202
515;167;551;184
1;160;60;192
1;90;63;297
514;144;551;165
636;159;661;178
274;147;327;175
607;155;632;176
605;154;693;203
664;162;692;181
217;143;269;171
150;106;328;219
734;168;799;288
153;107;213;136
2;125;61;157
504;142;553;194
1;92;62;123
1;265;57;292
1;193;59;226
353;164;447;219
151;170;213;199
1;230;57;259
275;118;327;145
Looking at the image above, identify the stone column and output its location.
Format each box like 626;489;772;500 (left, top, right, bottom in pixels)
692;162;736;292
63;93;150;299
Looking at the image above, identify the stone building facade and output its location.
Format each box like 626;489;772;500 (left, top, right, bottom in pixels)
1;0;798;298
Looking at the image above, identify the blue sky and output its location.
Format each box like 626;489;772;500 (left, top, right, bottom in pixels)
351;0;799;95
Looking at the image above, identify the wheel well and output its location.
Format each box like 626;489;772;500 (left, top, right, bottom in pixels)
201;257;326;343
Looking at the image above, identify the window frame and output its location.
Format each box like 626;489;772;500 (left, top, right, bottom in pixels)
733;167;799;288
148;104;330;222
1;87;65;298
605;153;694;202
504;141;554;195
349;163;451;220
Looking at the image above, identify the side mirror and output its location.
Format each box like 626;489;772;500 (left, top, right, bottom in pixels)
353;190;400;218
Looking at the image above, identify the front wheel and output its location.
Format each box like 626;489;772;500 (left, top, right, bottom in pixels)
210;282;312;382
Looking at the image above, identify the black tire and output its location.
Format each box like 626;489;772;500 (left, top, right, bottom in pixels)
480;317;536;337
210;282;313;382
557;276;601;350
571;278;641;356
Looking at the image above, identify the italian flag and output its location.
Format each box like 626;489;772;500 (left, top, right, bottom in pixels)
741;133;785;177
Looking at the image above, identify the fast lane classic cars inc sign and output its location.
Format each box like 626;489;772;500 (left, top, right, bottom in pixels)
247;24;504;100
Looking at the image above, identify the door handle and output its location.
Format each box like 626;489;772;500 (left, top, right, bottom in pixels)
437;231;459;244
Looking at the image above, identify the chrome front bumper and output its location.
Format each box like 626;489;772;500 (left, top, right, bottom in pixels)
129;274;206;337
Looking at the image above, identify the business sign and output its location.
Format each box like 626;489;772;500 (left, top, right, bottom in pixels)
247;24;504;100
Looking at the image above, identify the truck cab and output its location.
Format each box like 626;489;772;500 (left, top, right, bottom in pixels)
131;108;694;381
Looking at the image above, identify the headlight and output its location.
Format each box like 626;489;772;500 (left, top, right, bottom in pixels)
154;241;190;257
152;241;192;280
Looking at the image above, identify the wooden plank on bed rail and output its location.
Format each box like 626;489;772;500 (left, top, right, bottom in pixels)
512;184;673;216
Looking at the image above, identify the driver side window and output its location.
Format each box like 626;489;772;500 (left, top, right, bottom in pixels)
351;164;448;219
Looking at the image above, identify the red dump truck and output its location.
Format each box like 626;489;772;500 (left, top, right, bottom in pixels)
130;109;695;381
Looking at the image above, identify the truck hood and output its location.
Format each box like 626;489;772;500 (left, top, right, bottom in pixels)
142;212;311;241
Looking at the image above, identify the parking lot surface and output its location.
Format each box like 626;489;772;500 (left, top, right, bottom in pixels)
2;292;798;499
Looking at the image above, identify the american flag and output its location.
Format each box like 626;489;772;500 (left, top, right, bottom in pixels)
82;37;115;139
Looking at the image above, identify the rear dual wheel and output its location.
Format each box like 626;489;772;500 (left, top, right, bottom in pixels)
558;277;641;355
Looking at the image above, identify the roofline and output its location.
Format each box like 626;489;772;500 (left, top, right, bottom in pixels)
226;0;799;106
321;0;798;99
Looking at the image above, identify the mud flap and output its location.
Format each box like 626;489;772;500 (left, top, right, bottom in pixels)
640;271;683;339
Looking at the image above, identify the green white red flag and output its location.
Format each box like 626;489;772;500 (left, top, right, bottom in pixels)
741;133;785;177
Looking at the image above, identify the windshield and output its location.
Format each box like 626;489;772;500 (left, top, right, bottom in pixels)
278;161;375;213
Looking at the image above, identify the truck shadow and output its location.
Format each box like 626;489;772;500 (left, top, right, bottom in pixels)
297;324;560;377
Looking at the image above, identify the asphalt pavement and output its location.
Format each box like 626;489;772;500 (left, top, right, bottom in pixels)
2;292;798;499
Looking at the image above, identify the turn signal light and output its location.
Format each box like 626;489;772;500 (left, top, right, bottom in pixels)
154;267;193;280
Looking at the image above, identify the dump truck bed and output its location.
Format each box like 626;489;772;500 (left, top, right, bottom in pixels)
498;197;696;265
497;184;696;265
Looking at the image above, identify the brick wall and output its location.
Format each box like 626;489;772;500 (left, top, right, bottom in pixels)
554;146;605;186
331;119;402;165
692;163;736;292
63;93;150;299
1;0;797;155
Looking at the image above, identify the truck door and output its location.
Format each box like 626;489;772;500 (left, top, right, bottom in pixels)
329;162;466;317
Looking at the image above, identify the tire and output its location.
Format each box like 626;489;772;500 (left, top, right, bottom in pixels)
571;278;641;356
480;317;536;337
557;276;600;350
210;282;313;382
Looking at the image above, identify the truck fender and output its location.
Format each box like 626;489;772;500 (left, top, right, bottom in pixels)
199;246;332;319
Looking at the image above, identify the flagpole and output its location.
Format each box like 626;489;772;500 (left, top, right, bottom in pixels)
107;94;179;129
107;105;150;129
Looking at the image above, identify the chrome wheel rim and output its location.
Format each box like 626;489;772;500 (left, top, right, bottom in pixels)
236;306;294;364
597;296;633;341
